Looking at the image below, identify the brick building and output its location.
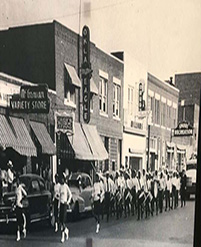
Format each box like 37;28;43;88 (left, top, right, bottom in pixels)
0;21;123;174
147;73;180;171
175;72;201;160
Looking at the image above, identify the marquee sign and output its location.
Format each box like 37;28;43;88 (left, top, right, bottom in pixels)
82;25;91;124
173;121;193;136
10;84;50;113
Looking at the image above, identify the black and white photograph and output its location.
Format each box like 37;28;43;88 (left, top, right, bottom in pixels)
0;1;200;246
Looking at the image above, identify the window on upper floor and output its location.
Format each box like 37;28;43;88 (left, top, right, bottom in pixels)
155;99;160;125
113;83;120;118
128;86;134;116
64;81;76;106
161;102;166;127
99;77;108;114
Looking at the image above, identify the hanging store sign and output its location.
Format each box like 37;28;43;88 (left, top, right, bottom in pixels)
10;84;50;113
173;121;193;136
139;82;145;111
82;25;91;124
55;112;74;134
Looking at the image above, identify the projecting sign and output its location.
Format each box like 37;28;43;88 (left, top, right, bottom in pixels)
55;112;74;134
10;84;50;113
173;121;193;136
82;25;91;124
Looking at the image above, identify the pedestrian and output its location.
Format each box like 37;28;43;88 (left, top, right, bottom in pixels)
14;175;27;242
99;175;105;220
104;171;112;222
172;172;177;209
59;174;72;243
176;172;180;208
53;174;60;232
92;173;103;233
180;169;187;207
109;174;115;217
7;160;14;192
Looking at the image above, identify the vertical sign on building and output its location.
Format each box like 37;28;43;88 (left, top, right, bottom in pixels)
139;82;145;111
82;25;91;123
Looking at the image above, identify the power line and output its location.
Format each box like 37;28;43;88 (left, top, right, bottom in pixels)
0;0;135;29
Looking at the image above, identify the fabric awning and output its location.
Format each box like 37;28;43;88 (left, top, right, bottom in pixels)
64;63;81;88
0;114;37;157
68;123;94;160
81;124;109;160
166;141;175;149
9;117;37;157
30;121;56;155
90;78;98;95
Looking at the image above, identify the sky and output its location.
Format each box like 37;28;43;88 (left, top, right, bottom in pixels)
0;0;201;82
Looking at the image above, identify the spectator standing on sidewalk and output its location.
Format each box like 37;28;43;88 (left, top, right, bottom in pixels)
180;169;187;207
53;174;60;233
7;160;14;192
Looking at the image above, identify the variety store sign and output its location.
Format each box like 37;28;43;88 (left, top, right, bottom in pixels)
10;84;50;113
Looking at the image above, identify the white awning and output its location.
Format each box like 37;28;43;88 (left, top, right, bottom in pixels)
90;77;98;95
64;63;81;88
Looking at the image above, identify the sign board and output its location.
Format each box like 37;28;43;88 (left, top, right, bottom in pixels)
173;121;193;136
139;82;145;111
10;84;50;113
82;25;91;124
55;112;74;134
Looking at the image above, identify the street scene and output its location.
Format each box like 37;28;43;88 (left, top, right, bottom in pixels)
0;0;200;246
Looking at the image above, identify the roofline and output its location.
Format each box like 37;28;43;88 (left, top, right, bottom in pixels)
148;72;179;93
175;71;201;76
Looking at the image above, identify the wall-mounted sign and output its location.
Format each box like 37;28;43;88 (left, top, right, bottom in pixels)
82;25;91;124
139;82;145;111
10;84;50;113
55;112;74;134
173;121;193;136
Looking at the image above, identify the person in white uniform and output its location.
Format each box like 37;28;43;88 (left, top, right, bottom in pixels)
59;174;72;243
14;176;27;242
53;174;60;232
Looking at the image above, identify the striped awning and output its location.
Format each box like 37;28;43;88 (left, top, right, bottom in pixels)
90;78;98;95
30;121;56;155
0;115;37;157
64;63;81;88
9;117;37;157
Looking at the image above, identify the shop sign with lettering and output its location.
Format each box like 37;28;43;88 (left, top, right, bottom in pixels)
82;25;91;124
55;112;74;134
10;84;50;113
173;121;193;136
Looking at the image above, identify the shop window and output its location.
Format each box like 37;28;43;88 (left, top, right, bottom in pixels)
99;77;108;114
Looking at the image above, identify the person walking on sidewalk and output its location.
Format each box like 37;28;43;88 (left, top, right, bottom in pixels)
59;174;72;243
92;173;103;233
53;174;60;232
14;176;27;242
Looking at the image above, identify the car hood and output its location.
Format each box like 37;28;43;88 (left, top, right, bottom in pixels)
186;170;197;183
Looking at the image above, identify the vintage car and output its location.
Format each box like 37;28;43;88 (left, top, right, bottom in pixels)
67;172;93;219
186;159;197;199
0;174;52;227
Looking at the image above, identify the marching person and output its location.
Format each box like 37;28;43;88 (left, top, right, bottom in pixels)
59;174;72;243
7;160;14;192
104;171;112;222
175;172;180;208
14;175;27;242
151;170;159;215
114;171;122;220
131;169;138;216
99;175;105;220
53;174;60;232
109;174;115;217
137;170;144;220
158;172;165;213
165;174;172;211
180;169;187;207
124;171;132;218
172;172;177;209
91;173;103;233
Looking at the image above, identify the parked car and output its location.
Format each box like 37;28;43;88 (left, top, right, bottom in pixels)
67;172;93;220
0;174;52;227
186;159;197;199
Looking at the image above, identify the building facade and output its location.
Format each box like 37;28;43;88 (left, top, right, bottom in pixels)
147;73;180;171
0;21;123;174
112;52;147;171
175;72;201;160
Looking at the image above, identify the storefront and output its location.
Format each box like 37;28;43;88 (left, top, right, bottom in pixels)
166;141;175;169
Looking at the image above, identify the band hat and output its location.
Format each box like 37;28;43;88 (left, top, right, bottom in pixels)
7;160;13;168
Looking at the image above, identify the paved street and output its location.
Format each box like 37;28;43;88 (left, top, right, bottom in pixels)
0;200;195;247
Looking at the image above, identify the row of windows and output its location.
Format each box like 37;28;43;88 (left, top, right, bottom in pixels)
148;96;177;128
